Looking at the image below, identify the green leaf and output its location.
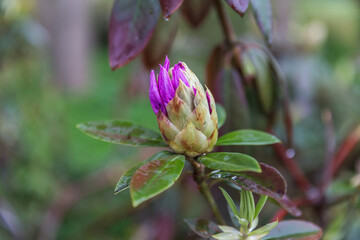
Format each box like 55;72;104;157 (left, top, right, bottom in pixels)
216;129;280;146
251;0;273;45
77;120;167;147
254;195;268;219
212;232;241;240
262;220;322;240
250;220;278;237
216;103;226;129
218;225;241;234
236;217;249;227
219;187;240;219
114;151;175;194
198;152;261;173
249;217;259;232
184;218;221;238
214;226;242;240
242;47;275;114
240;189;255;222
130;154;185;207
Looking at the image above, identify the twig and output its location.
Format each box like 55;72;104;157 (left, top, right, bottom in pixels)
214;0;248;86
271;197;309;222
272;142;313;194
187;157;226;225
214;0;313;198
322;124;360;191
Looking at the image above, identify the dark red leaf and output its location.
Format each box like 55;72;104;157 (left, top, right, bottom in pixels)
241;163;287;197
160;0;184;19
109;0;161;70
225;0;250;16
181;0;214;27
142;17;179;69
210;163;302;216
273;195;302;217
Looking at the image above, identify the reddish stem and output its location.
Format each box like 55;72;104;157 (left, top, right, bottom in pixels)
322;124;360;191
272;142;312;194
271;198;308;222
271;209;288;222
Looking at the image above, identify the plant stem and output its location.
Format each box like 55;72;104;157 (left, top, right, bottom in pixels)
214;0;248;86
214;0;236;43
214;0;314;199
187;157;226;225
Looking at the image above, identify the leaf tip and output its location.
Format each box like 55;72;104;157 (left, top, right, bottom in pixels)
76;123;85;131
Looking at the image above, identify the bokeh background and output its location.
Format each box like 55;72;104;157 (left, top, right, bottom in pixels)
1;0;360;239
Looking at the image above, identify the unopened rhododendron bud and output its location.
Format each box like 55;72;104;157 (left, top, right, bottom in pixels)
149;56;218;157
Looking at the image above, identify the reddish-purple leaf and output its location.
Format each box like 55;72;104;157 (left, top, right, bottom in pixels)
142;17;179;69
181;0;214;27
241;163;287;197
160;0;184;19
272;195;302;217
109;0;161;70
225;0;250;16
210;163;302;216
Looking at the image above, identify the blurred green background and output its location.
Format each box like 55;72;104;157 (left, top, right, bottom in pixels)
1;0;360;239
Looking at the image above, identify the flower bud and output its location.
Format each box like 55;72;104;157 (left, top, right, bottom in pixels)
149;56;218;157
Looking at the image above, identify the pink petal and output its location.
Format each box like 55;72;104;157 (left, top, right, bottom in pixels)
158;65;176;105
163;55;170;71
149;70;166;114
173;63;190;88
206;91;212;114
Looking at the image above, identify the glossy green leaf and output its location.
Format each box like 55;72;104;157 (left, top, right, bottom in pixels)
254;195;268;219
240;189;255;222
219;187;240;219
114;151;175;194
263;220;322;240
251;0;273;44
213;225;242;240
77;120;167;147
212;233;240;240
184;218;221;238
216;129;280;146
216;103;226;129
130;154;185;207
198;152;261;173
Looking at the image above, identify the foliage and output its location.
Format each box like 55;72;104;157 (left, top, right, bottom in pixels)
2;0;360;239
